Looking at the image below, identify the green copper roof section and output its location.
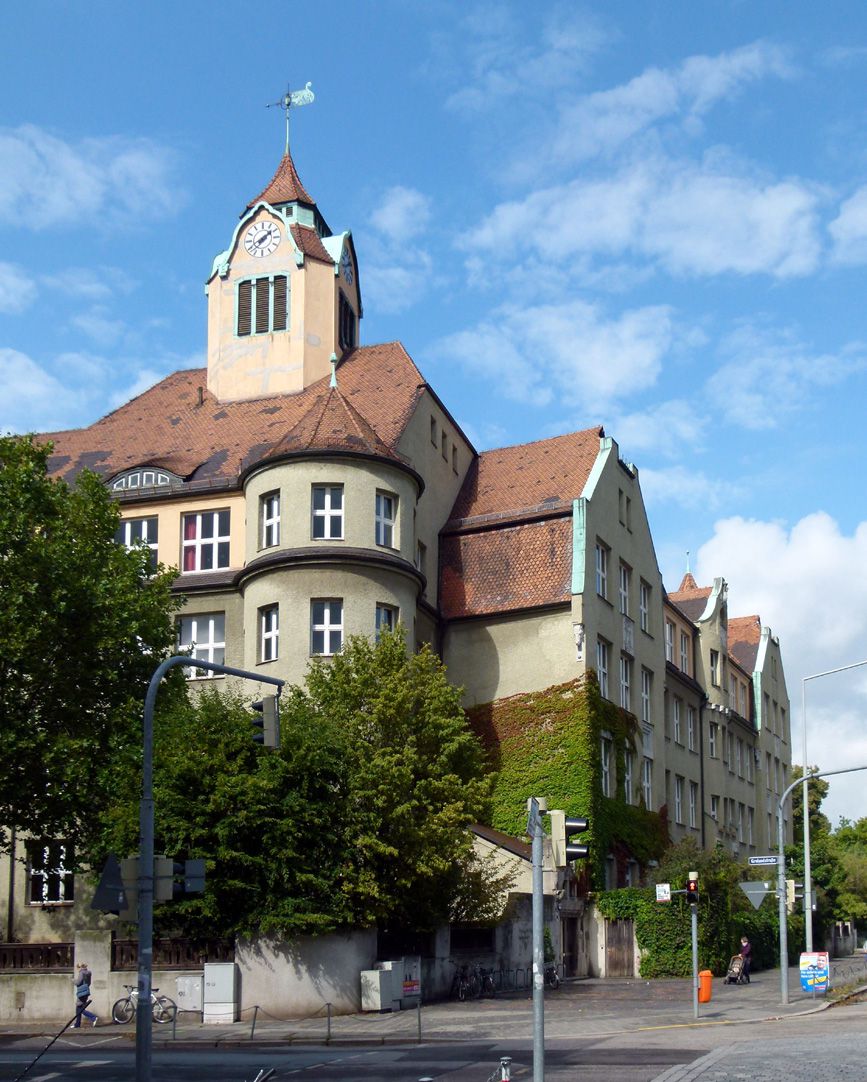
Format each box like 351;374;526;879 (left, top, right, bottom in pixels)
572;498;587;595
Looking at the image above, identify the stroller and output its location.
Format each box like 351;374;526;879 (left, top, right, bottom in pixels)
724;954;748;984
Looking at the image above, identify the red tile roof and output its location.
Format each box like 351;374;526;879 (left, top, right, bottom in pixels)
728;615;762;673
290;223;333;264
246;151;315;209
440;517;572;619
43;342;426;486
447;427;603;527
667;574;713;622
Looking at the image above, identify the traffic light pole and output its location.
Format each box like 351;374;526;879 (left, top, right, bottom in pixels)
528;797;545;1082
136;657;283;1082
776;763;867;1006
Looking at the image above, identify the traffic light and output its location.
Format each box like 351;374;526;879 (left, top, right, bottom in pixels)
686;876;699;904
250;694;280;747
549;810;590;867
155;857;207;901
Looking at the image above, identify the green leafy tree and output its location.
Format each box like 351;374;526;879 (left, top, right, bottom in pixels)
100;630;494;937
0;435;179;855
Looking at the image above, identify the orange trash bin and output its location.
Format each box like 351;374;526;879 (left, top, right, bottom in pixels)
698;969;713;1003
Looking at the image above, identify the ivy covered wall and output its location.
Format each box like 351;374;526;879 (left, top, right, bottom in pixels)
466;674;668;889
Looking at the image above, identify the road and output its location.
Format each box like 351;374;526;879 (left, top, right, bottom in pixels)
4;995;867;1081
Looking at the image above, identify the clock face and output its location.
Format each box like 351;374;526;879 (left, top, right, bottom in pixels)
244;220;281;258
341;247;353;285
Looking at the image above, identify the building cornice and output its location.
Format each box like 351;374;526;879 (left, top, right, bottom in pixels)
235;545;425;592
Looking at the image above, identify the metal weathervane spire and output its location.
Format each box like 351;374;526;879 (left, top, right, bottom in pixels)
267;81;315;155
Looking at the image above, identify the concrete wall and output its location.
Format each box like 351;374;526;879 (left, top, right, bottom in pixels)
235;929;377;1017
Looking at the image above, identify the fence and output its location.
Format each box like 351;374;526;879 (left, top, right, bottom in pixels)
111;938;234;970
0;942;74;971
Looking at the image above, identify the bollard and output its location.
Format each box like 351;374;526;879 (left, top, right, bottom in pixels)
416;999;422;1043
326;1001;332;1042
500;1056;512;1080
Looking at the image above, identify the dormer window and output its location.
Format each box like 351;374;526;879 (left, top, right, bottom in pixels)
111;468;177;491
237;275;289;336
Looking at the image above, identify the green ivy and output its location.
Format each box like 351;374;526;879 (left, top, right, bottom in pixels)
466;675;668;888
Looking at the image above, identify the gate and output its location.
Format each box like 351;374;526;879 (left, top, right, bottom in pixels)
604;917;634;977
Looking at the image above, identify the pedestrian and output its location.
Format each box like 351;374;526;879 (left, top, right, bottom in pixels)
72;962;98;1027
739;935;752;983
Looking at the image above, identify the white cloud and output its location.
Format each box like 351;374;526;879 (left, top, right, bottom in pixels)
640;464;742;511
41;266;135;301
465;156;822;280
442;6;611;113
370;186;431;242
0;348;91;432
708;324;867;430
613;399;708;457
694;513;867;823
431;299;673;412
71;309;127;346
828;186;867;265
0;262;37;313
543;41;793;168
0;124;182;229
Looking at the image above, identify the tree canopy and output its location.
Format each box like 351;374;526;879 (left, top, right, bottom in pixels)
100;630;495;938
0;435;180;854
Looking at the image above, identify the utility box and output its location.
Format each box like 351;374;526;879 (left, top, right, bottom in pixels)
360;959;402;1012
176;974;204;1014
399;955;421;1009
203;962;238;1024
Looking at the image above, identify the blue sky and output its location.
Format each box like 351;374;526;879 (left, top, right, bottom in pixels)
3;0;867;823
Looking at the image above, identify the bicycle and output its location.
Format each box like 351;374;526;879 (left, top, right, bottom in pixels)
544;962;560;990
450;962;474;1001
111;984;177;1024
474;963;497;998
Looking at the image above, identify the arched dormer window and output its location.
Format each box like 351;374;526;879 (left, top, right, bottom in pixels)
111;468;180;492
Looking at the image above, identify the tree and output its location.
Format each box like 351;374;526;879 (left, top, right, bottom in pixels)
99;629;495;938
0;435;179;855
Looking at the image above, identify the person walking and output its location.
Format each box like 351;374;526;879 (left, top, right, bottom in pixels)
739;936;752;983
72;962;99;1027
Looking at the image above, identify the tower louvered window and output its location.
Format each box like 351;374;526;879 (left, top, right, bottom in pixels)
237;275;290;337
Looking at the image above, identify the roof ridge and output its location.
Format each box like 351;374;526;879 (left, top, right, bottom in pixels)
480;425;604;457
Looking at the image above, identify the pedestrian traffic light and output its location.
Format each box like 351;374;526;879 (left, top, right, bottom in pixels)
250;694;280;747
549;810;590;867
686;876;699;905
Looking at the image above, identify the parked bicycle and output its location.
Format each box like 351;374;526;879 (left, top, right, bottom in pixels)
544;962;560;990
450;962;477;1001
111;984;177;1024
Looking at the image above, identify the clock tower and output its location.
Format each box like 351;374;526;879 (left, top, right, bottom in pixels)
205;133;361;403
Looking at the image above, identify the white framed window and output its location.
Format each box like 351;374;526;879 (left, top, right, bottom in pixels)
687;706;696;751
641;668;652;724
748;807;755;845
740;683;748;718
680;631;689;673
375;491;397;548
601;737;612;797
178;613;225;677
26;841;74;905
623;751;634;804
260;492;280;549
312;485;344;540
116;515;159;571
665;620;674;662
673;698;682;744
728;732;735;772
711;795;719;821
415;540;427;576
619;655;631;711
375;603;398;641
736;738;744;777
737;803;745;842
595;543;609;599
710;649;720;686
674;776;683;824
260;604;279;662
311;599;343;656
639;580;650;632
746;747;754;782
596;638;610;699
709;721;718;758
236;274;289;336
642;757;653;807
766;752;772;790
619;563;630;615
689;782;698;828
182;510;230;572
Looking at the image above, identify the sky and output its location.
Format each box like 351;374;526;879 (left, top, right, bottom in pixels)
2;0;867;825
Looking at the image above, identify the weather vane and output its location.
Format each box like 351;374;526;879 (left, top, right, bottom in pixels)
267;81;315;155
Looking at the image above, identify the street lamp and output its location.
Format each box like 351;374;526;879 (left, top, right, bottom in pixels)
801;659;867;951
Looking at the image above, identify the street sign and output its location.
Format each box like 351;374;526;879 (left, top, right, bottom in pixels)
748;855;780;866
91;853;127;915
656;883;671;903
739;880;773;909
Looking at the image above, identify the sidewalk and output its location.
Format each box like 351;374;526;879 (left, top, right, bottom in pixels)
0;966;853;1048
